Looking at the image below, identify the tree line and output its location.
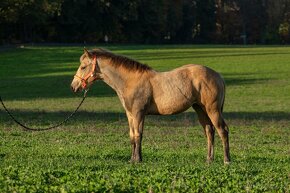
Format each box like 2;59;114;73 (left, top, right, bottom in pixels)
1;0;290;44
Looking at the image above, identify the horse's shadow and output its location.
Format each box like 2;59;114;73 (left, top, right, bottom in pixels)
1;110;289;127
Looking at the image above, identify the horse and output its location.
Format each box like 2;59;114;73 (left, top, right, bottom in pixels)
71;48;230;164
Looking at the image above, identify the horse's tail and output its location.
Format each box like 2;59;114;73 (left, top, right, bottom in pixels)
221;77;226;113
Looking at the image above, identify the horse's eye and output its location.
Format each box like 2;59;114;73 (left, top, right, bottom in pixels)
81;66;86;70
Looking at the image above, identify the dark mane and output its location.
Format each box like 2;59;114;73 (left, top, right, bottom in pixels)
89;48;152;72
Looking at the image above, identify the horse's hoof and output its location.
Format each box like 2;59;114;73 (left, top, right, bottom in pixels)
128;159;142;163
224;161;231;165
129;158;142;163
206;160;214;164
134;159;142;163
206;157;214;164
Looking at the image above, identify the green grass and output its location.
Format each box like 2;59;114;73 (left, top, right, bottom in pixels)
0;45;290;192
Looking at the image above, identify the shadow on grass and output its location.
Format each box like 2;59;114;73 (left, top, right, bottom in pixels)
224;77;269;86
129;50;290;62
0;72;269;101
0;76;116;100
1;110;289;129
1;46;276;100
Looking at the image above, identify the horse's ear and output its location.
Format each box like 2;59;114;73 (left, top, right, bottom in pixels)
84;48;92;58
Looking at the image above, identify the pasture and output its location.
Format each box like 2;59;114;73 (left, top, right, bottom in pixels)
0;45;290;192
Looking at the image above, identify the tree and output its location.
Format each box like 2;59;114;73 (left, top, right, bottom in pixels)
195;0;216;43
0;0;62;43
173;0;197;43
2;0;290;44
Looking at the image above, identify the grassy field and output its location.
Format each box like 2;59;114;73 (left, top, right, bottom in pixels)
0;45;290;192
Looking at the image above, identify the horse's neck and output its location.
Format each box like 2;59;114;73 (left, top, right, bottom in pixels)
99;59;127;96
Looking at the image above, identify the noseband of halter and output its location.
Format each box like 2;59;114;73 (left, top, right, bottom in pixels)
74;55;97;89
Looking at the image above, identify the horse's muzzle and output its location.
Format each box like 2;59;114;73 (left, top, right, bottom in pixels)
71;82;82;93
71;85;77;93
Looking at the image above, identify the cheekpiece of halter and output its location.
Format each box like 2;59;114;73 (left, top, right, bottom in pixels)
75;55;97;89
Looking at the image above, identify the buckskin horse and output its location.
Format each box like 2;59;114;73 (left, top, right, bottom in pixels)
71;48;230;164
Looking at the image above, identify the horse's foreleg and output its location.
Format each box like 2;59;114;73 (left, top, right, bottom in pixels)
132;111;145;162
126;112;136;162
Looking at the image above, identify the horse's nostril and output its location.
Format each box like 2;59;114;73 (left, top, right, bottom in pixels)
71;85;75;92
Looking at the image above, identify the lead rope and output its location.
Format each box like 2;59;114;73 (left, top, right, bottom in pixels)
0;90;88;131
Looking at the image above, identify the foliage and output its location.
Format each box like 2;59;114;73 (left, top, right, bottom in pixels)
0;0;63;43
0;0;62;23
1;0;290;44
0;45;290;192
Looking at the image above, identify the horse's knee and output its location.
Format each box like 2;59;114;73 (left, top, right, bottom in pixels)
129;132;135;143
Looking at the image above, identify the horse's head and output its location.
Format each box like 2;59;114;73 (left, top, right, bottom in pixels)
71;49;101;92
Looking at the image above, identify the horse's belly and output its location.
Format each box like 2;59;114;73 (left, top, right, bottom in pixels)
148;70;197;115
147;93;195;115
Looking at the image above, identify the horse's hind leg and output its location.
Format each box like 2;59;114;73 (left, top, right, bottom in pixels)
192;104;215;163
206;106;230;164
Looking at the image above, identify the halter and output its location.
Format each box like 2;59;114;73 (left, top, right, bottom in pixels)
74;55;97;89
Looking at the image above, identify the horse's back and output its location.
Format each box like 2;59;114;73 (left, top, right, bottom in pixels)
158;64;224;93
